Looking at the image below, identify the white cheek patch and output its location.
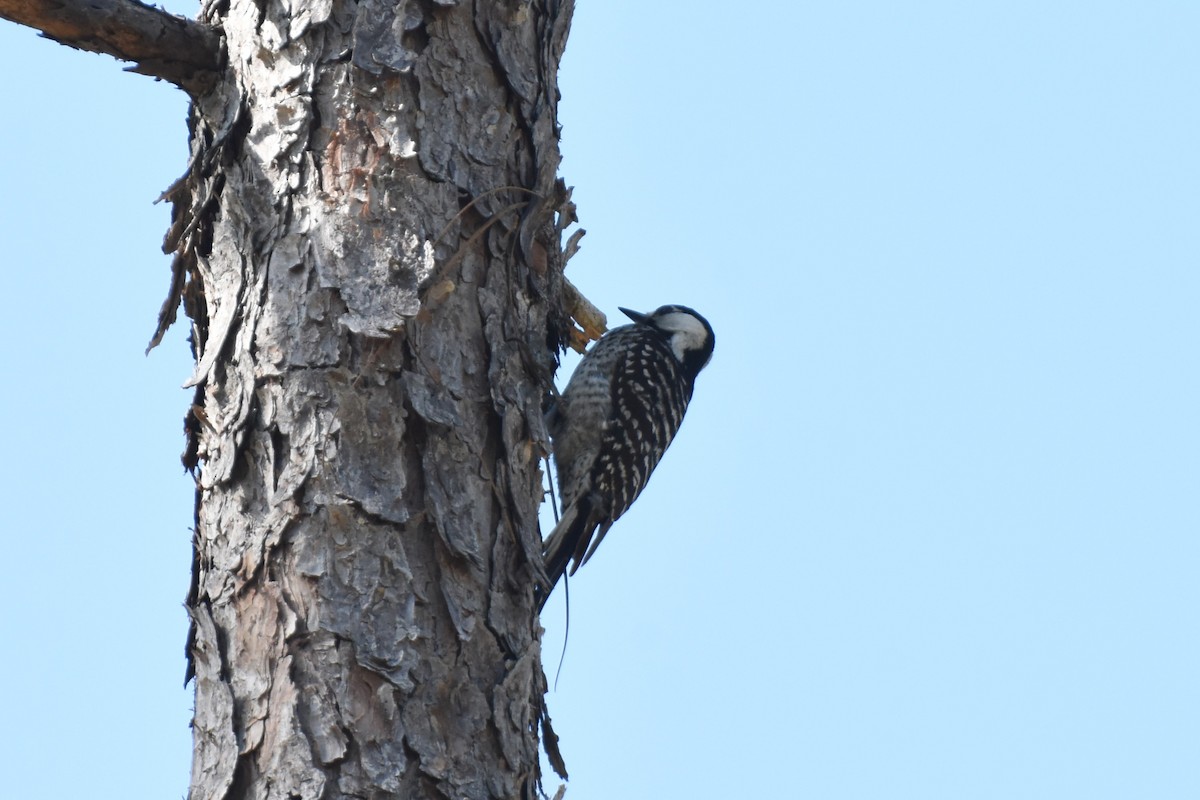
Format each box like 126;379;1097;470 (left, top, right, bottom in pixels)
657;312;711;363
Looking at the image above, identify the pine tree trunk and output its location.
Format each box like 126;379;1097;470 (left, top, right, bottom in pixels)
168;1;575;797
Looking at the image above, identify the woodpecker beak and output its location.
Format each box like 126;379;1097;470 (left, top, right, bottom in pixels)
619;307;651;325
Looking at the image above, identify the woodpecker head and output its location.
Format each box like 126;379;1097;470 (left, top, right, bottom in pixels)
619;305;715;380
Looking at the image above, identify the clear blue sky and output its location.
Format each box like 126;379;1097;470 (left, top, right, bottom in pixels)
1;3;1196;798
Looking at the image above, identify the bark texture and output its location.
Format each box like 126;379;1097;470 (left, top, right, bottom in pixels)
161;1;576;797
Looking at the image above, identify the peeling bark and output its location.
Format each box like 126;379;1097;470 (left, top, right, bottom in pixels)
160;0;576;797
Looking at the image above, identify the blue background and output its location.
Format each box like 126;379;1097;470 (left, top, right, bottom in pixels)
1;2;1196;797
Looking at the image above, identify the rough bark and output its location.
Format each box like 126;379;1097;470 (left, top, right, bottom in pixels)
0;0;221;94
158;0;575;797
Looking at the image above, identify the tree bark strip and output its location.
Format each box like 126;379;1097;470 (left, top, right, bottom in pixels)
162;0;576;797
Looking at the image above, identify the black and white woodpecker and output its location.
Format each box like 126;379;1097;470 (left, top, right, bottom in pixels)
539;304;715;606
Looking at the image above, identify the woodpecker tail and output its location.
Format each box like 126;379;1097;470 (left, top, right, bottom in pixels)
539;497;600;610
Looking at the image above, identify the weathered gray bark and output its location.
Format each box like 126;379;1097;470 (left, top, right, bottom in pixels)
164;1;577;798
4;0;579;793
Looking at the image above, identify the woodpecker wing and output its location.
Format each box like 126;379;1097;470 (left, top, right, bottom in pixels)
579;332;692;562
548;327;628;512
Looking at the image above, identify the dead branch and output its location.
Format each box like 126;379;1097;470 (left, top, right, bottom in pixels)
0;0;222;95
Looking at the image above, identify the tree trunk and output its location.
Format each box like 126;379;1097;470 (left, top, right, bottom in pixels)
166;1;575;797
